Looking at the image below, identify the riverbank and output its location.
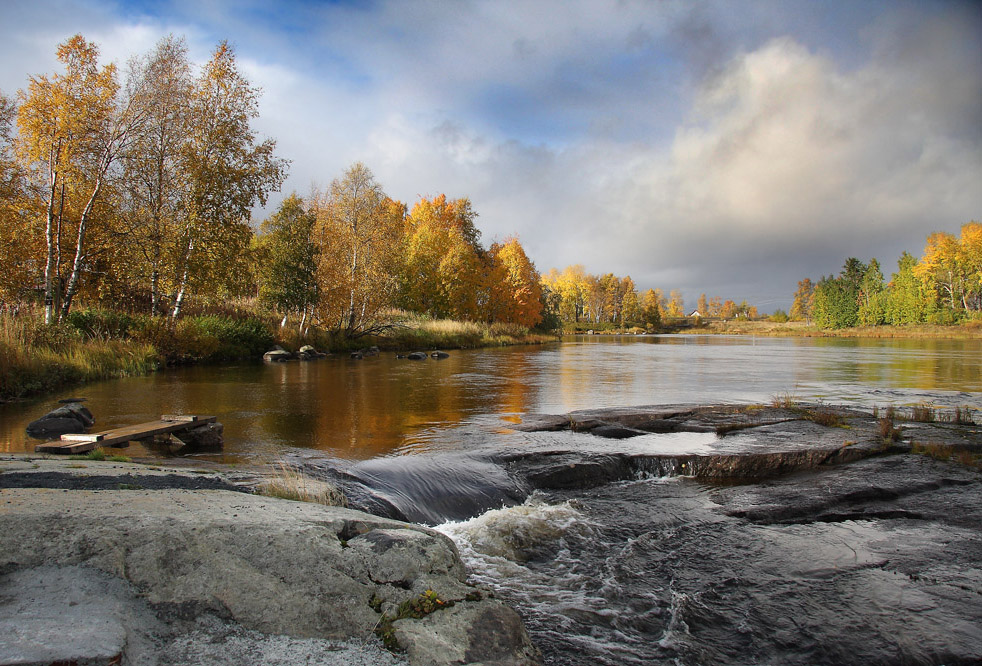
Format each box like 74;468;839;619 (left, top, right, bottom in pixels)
561;318;982;338
0;308;557;403
695;319;982;338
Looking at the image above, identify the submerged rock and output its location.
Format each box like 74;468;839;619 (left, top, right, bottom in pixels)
407;352;427;361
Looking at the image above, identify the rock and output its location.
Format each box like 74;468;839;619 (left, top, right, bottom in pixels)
25;403;96;438
393;600;541;666
0;484;536;663
297;345;327;361
430;351;450;359
263;349;293;363
173;422;224;450
351;351;364;360
407;352;428;361
590;424;648;439
299;345;317;354
362;346;380;357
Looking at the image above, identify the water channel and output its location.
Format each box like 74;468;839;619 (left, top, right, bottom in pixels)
3;334;981;665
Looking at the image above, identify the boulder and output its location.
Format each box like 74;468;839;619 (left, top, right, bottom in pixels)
407;352;428;361
393;600;541;666
263;349;292;363
25;403;95;439
173;422;224;450
351;351;364;360
430;351;450;359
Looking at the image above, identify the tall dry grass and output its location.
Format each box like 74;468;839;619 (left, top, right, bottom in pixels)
1;309;160;402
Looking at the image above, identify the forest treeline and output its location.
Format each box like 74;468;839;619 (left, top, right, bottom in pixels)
540;266;759;329
0;35;544;336
788;223;981;329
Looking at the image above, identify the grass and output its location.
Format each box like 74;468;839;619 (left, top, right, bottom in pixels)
911;441;982;469
256;464;347;507
67;448;131;462
699;319;982;339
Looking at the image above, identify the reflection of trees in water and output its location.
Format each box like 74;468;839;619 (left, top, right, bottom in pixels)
810;338;981;392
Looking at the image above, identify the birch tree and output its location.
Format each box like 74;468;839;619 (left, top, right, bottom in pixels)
170;41;287;319
16;35;130;322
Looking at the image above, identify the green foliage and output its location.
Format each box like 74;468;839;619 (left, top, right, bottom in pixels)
769;309;789;323
66;308;138;339
174;315;274;361
256;194;318;320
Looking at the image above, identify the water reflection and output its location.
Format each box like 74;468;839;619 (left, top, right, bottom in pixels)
1;335;978;460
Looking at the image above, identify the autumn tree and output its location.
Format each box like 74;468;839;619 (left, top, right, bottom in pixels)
487;237;542;327
961;222;982;311
697;293;708;317
16;35;136;322
0;91;31;302
667;290;685;318
789;278;814;322
256;194;318;332
313;163;404;336
170;41;287;319
117;35;193;314
640;289;662;328
620;277;641;325
541;265;590;323
399;194;482;320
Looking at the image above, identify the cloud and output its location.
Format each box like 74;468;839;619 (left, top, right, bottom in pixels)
1;0;979;311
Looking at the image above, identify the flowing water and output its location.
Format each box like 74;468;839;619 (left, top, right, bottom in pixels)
2;334;980;664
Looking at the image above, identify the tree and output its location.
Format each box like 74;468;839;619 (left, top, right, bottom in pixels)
0;90;31;302
667;290;685;318
399;194;482;320
620;277;641;325
641;289;662;329
884;252;927;325
697;293;708;316
720;299;737;318
117;35;193;314
914;231;965;312
487;237;542;327
16;35;132;322
857;259;886;326
313;163;404;335
960;222;982;311
170;41;287;319
256;194;318;332
789;278;814;322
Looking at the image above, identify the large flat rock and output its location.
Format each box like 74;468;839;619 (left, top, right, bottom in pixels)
0;458;540;665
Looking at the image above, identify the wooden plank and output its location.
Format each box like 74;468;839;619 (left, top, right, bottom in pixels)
41;415;218;453
161;415;199;422
59;433;105;443
35;440;99;454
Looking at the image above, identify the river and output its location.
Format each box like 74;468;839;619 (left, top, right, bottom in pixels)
2;334;979;459
3;334;981;665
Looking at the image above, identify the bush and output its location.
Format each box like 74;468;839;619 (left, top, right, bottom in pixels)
65;308;138;339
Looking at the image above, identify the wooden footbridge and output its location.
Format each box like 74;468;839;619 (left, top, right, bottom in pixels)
35;415;217;454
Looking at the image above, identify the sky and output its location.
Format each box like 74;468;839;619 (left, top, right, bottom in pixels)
1;0;980;311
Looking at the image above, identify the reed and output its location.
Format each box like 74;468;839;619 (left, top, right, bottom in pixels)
256;464;347;507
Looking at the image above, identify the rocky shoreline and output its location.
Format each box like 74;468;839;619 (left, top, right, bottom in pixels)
2;403;979;665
